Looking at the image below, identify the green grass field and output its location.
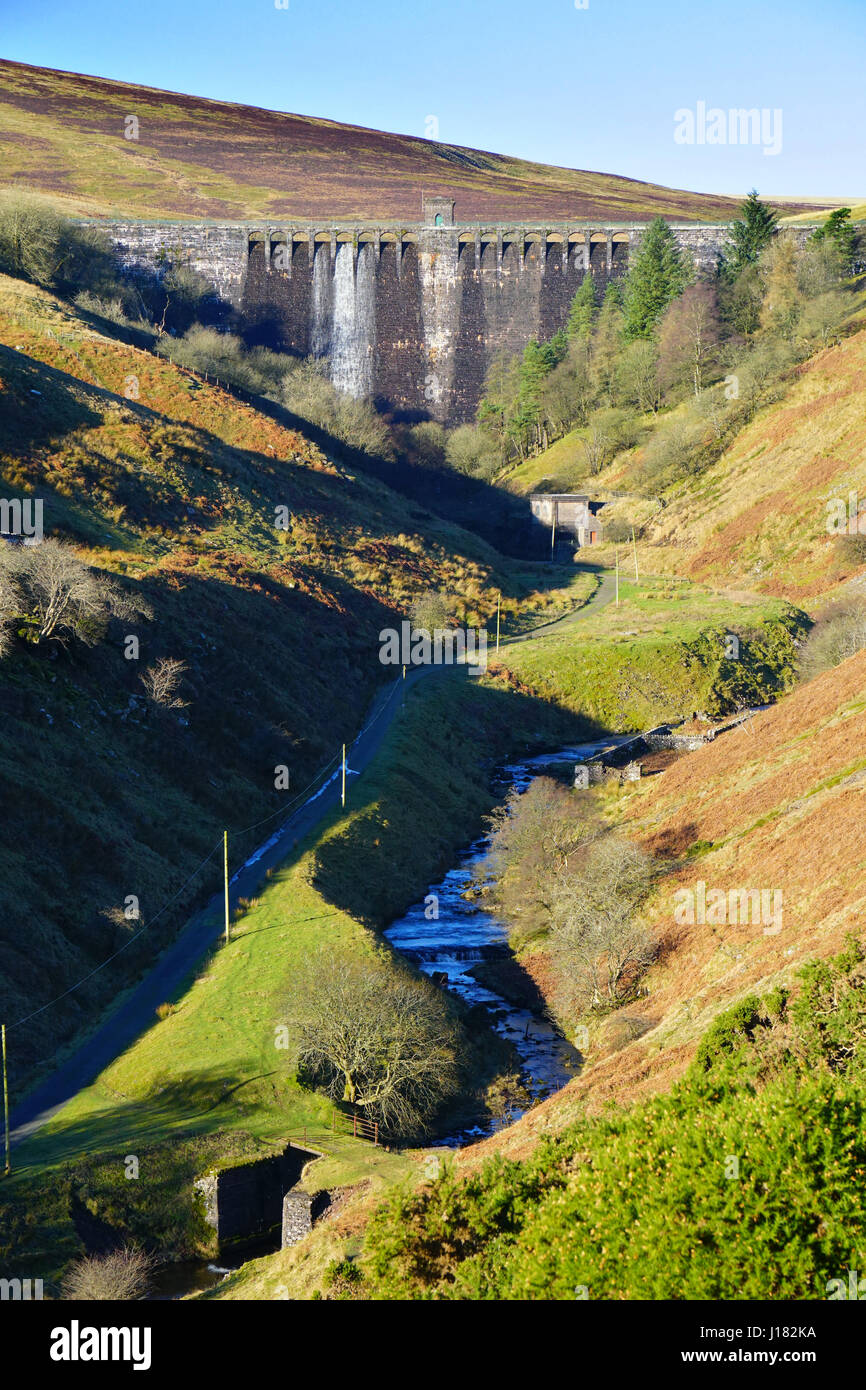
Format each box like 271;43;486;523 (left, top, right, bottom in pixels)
491;576;808;728
0;669;591;1283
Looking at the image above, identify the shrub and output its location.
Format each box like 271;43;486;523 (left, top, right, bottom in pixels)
444;424;500;478
363;946;866;1300
0;539;143;647
798;597;866;680
321;1258;363;1299
61;1246;157;1300
692;994;764;1072
280;359;394;457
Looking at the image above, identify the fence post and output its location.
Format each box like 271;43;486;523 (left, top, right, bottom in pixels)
374;1121;378;1147
353;1113;357;1138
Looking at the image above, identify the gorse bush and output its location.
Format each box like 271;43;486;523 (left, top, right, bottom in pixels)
364;939;866;1299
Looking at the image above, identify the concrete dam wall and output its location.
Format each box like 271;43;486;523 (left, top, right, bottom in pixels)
98;217;744;425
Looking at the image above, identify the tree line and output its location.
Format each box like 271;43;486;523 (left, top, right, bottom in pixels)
459;195;862;481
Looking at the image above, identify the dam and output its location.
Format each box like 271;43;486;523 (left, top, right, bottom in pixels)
92;199;797;425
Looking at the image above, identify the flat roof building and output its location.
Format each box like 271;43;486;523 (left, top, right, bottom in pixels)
529;493;602;551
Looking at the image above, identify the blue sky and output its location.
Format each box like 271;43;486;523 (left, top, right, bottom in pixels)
3;0;863;197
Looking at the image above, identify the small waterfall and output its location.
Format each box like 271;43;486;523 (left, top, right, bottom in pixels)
330;243;375;398
310;243;330;359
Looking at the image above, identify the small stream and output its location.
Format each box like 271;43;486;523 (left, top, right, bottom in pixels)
148;1232;280;1299
385;735;631;1145
151;735;630;1295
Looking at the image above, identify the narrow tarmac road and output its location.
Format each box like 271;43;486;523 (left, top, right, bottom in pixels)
9;566;614;1146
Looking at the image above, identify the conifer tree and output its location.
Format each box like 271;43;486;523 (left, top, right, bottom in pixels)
723;190;779;278
810;208;856;275
623;218;690;341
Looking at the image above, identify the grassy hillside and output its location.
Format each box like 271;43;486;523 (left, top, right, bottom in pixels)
505;324;866;604
0;672;590;1286
0;271;575;1097
490;575;806;729
210;649;866;1302
639;330;866;600
0;59;769;223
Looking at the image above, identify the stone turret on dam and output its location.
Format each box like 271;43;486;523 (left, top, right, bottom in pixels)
92;200;810;426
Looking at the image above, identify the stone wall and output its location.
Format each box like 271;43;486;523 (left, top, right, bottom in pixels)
90;219;816;426
195;1142;319;1249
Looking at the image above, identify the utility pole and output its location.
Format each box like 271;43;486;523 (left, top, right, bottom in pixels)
223;831;230;946
496;592;501;653
550;502;557;560
2;1023;10;1176
632;526;639;582
341;744;347;808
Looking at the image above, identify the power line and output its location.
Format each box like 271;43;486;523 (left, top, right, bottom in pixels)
7;675;406;1032
9;838;222;1031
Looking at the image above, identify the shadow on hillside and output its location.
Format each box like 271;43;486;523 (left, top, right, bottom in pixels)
0;342;104;454
0;554;403;1100
310;680;608;929
1;338;590;622
11;1068;266;1179
239;391;541;559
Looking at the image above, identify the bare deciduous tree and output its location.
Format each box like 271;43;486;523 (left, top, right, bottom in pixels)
0;539;139;645
480;777;599;948
581;418;615;476
799;598;866;681
61;1246;156;1301
0;561;21;656
658;282;721;397
549;834;658;1017
140;656;189;709
290;951;459;1136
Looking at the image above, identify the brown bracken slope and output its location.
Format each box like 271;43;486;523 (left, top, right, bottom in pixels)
0;58;780;224
462;647;866;1165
